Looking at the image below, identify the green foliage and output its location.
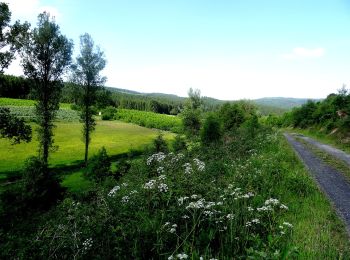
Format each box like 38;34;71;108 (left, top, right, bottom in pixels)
115;108;182;132
281;87;350;139
21;12;73;165
181;108;201;136
84;147;111;182
101;106;116;120
200;113;222;144
71;33;106;165
152;133;168;153
0;107;31;143
0;3;29;73
219;102;245;131
172;134;187;152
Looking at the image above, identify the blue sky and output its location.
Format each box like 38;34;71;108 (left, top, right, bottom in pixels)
6;0;350;99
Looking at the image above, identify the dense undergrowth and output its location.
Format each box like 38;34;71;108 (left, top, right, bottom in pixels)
1;127;349;259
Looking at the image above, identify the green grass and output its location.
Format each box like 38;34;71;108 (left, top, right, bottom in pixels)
0;97;71;109
0;120;174;176
61;170;92;193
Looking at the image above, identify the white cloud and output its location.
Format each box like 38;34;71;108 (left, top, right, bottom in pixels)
281;47;325;60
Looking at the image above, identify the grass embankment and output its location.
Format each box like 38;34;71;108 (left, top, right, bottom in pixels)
0;120;174;177
284;127;350;154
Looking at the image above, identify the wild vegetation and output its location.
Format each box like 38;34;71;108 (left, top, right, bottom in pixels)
0;2;349;259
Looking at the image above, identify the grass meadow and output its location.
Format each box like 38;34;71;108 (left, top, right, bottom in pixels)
0;120;174;178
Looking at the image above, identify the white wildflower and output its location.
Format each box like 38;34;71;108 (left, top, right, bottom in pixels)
82;238;93;251
193;158;205;171
121;196;129;203
280;204;288;210
169;228;176;233
283;222;293;228
265;198;279;206
186;198;206;210
157;167;165;174
226;214;234;220
158;174;166;181
251;218;260;224
184;163;193;174
168;255;174;260
182;215;190;219
108;186;120;197
247;206;254;211
158;183;168;193
191;194;198;199
143;179;156;190
176;253;188;259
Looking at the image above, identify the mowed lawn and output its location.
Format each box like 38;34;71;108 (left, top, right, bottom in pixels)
0;120;174;176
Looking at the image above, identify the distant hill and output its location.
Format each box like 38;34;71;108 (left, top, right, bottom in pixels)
253;97;321;110
105;87;319;115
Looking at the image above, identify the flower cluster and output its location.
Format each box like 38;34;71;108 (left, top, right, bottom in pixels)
193;158;205;171
82;238;93;252
143;176;168;193
147;152;166;165
108;185;120;197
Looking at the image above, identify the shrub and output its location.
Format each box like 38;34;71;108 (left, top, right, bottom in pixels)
21;156;63;209
101;106;117;120
84;147;111;182
172;134;187;152
200;113;222;144
153;133;168;153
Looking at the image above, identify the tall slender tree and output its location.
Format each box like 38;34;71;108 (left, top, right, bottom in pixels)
71;33;106;166
21;12;73;168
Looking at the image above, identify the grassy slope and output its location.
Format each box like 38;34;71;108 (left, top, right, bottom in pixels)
0;120;174;176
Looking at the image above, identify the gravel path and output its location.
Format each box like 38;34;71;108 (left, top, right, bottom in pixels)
292;133;350;167
284;133;350;235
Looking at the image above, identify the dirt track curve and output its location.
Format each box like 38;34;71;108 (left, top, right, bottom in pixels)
284;133;350;235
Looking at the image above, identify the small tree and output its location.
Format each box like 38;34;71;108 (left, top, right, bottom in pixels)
0;107;31;144
200;113;222;144
21;12;73;167
71;33;106;167
182;88;202;136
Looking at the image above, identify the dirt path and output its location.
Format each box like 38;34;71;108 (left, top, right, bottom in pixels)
293;133;350;167
284;133;350;235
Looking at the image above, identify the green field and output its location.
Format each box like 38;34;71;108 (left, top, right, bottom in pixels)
0;97;71;109
0;120;174;176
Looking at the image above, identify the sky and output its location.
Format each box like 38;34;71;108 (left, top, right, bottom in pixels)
5;0;350;100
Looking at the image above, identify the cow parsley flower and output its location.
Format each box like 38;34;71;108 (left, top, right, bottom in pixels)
108;186;120;197
144;180;156;189
158;183;168;193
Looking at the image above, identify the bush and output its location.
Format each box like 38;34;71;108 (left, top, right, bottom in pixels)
101;106;117;120
21;156;63;209
172;134;187;152
84;147;111;182
200;114;222;144
153;133;168;153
